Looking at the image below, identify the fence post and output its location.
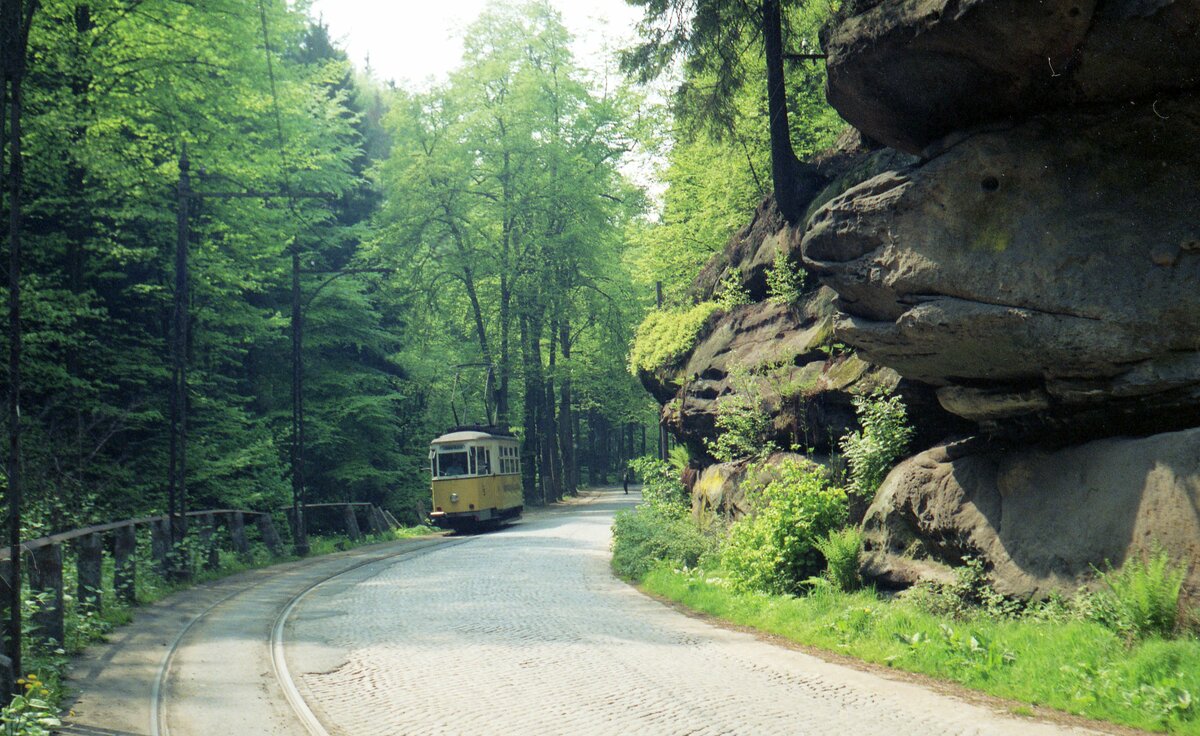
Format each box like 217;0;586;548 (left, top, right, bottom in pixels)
229;512;250;559
75;533;104;613
28;545;65;647
342;505;362;541
256;514;283;557
382;509;401;529
150;518;169;575
199;513;219;571
363;506;382;535
113;525;137;603
373;506;393;534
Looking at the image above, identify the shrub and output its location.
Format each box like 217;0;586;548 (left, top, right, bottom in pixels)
720;460;848;595
629;301;720;374
905;556;1023;620
766;247;805;305
704;365;777;463
813;527;863;592
839;389;914;498
715;268;750;311
611;506;716;582
629;455;689;517
1093;548;1188;639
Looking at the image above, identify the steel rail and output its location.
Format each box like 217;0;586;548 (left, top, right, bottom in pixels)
151;538;465;736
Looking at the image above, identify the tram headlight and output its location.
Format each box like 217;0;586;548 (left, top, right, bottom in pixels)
450;493;459;503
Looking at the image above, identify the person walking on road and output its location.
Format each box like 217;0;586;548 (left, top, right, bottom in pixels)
622;468;631;494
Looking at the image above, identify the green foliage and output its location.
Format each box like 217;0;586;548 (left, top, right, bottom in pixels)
714;269;750;311
643;567;1200;734
704;365;776;463
611;506;717;582
812;527;863;592
614;455;714;582
623;0;844;302
839;390;915;498
720;460;848;594
905;556;1024;621
1093;548;1188;639
1;675;60;736
766;248;805;305
667;445;692;477
629;456;690;517
629;302;720;374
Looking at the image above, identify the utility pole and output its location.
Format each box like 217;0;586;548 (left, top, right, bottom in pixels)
168;147;191;578
656;281;669;462
176;164;333;557
291;265;392;555
290;245;307;555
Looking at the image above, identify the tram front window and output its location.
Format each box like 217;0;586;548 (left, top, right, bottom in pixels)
437;451;468;477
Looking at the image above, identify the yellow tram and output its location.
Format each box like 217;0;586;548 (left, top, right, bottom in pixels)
429;427;523;530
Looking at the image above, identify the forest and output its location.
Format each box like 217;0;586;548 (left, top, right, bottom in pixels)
0;0;679;541
0;0;858;707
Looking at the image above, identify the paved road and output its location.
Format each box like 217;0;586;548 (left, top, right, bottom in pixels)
62;488;1105;736
288;489;1094;736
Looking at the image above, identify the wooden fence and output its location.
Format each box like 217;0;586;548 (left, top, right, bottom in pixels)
0;503;396;649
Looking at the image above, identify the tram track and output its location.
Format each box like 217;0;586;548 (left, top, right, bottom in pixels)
148;536;468;736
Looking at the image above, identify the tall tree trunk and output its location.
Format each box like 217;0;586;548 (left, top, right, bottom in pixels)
543;321;562;502
2;0;38;686
530;309;557;503
557;318;575;494
587;408;598;486
763;0;823;224
519;312;540;504
598;414;610;484
497;278;511;424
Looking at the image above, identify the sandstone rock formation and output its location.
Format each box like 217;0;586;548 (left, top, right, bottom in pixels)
824;0;1200;153
692;452;828;522
640;132;964;470
803;95;1200;440
807;0;1200;595
862;428;1200;600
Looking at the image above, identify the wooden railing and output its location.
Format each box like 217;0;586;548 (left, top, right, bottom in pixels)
0;503;397;648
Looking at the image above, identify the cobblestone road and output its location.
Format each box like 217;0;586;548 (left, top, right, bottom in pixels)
288;489;1098;736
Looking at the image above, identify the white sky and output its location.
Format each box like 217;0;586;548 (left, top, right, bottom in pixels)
307;0;646;89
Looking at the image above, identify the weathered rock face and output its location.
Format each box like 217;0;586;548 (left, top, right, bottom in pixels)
824;0;1200;153
663;289;966;460
642;133;964;464
802;95;1200;440
692;452;824;522
809;0;1200;595
862;428;1200;601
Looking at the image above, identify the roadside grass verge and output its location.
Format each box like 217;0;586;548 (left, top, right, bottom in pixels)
642;566;1200;734
10;525;439;732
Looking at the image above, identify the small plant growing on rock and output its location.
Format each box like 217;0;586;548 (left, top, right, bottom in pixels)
629;301;720;374
704;365;776;463
715;268;750;311
839;389;914;499
766;247;805;305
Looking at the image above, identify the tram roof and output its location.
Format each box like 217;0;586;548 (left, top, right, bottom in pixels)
430;429;516;445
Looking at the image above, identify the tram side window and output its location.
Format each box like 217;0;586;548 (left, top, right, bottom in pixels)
480;448;491;475
437;450;468;477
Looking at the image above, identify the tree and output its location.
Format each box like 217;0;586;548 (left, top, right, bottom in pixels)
623;0;838;222
375;1;649;504
1;0;40;691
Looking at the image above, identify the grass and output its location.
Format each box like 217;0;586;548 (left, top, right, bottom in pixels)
642;566;1200;733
